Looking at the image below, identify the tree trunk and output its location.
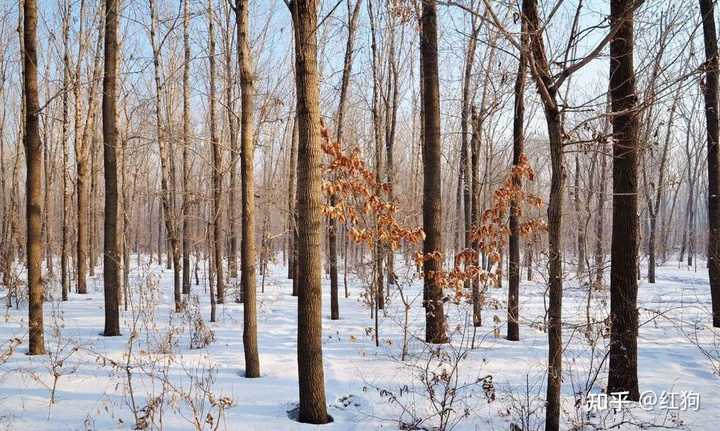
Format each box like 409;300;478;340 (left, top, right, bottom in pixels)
575;155;586;276
420;0;447;344
470;111;482;325
508;23;527;342
236;0;260;378
22;0;46;355
699;0;720;327
61;0;70;302
150;0;182;313
208;0;224;305
288;117;298;281
368;0;384;312
289;0;330;423
384;17;398;288
226;1;239;280
329;0;361;321
595;141;608;288
521;0;566;427
182;0;191;296
608;0;640;400
102;0;121;337
75;4;99;294
208;224;217;323
460;20;479;290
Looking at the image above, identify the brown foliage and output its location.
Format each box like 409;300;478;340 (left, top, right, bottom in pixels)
319;124;545;302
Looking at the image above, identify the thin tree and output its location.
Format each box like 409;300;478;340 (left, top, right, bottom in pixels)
235;0;260;378
60;0;71;302
699;0;720;328
368;0;384;312
421;0;447;344
22;0;46;355
384;13;399;289
75;1;103;295
208;0;225;305
288;116;297;282
607;0;640;400
329;0;361;321
149;0;182;312
508;20;527;342
288;0;330;423
226;0;239;281
102;0;121;336
459;8;479;292
182;0;192;296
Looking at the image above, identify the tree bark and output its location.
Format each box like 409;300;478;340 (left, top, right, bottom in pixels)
421;0;447;344
226;1;239;280
470;109;482;325
575;155;586;276
521;0;566;427
608;0;640;400
368;0;384;312
460;18;479;293
61;0;71;302
182;0;192;296
699;0;720;327
208;0;225;305
645;96;677;283
289;0;330;423
236;0;260;378
329;0;361;321
150;0;182;313
288;116;298;282
595;140;608;288
508;22;527;342
75;3;103;294
22;0;46;354
384;15;399;289
102;0;121;337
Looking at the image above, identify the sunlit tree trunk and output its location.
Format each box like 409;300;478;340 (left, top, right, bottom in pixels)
236;0;260;378
60;0;71;302
181;0;192;296
420;0;447;344
22;0;46;355
208;0;225;305
102;0;121;336
289;0;330;423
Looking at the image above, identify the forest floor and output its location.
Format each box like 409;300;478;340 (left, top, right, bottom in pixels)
0;256;718;430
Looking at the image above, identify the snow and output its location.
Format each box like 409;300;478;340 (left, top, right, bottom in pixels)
0;256;718;430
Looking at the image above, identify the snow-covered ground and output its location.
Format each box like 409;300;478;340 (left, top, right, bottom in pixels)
0;256;718;430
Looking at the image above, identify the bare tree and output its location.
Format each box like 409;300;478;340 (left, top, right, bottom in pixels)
608;0;641;401
368;0;385;313
102;0;121;336
182;0;192;296
226;0;239;281
22;0;46;355
208;0;225;305
329;0;362;321
288;0;330;423
699;0;720;327
508;18;527;342
235;0;260;378
421;0;447;344
149;0;182;312
60;0;71;302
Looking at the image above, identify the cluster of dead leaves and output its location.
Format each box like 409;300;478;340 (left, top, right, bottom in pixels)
320;126;424;252
320;123;545;301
